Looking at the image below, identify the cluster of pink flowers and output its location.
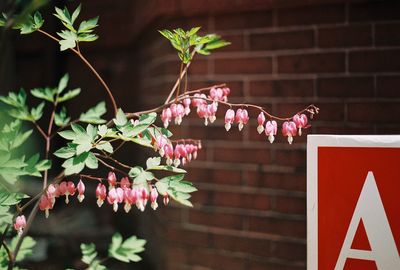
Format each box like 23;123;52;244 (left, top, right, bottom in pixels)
153;134;200;167
96;172;166;212
39;180;85;218
225;110;309;144
161;87;231;128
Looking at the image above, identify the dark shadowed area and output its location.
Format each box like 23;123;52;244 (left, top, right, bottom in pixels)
1;0;400;269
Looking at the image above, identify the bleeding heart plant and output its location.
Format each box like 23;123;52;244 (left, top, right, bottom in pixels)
0;2;319;269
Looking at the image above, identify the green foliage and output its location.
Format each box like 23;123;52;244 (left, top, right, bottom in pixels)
78;233;145;270
108;233;146;263
54;5;99;51
155;174;197;207
0;190;29;231
0;236;36;269
159;27;230;64
79;102;107;124
0;11;44;34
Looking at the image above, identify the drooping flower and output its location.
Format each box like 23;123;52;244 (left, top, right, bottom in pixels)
14;215;26;236
282;121;297;144
96;183;107;207
107;187;124;212
235;109;249;131
77;179;85;203
265;120;278;144
155;135;168;157
224;109;235;131
293;113;308;136
150;187;159;210
183;97;191;115
58;181;76;204
120;177;131;189
257;112;266;134
136;187;149;212
161;107;172;128
123;188;137;213
46;184;58;205
107;171;117;188
39;195;53;218
207;103;218;124
164;144;174;166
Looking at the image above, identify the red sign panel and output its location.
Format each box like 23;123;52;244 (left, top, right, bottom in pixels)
307;136;400;270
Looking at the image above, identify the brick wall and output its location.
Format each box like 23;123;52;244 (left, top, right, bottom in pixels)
133;1;400;269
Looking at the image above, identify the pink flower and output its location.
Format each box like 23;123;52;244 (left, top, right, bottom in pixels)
183;97;191;115
14;215;26;236
163;194;170;206
293;113;308;136
207;103;218;124
164;144;174;166
265;120;277;144
174;104;185;125
120;177;131;189
39;195;53;218
235;109;249;131
77;179;85;203
107;187;124;212
192;93;207;108
58;181;76;204
46;184;58;205
107;171;117;188
136;187;149;212
224;109;235;131
257;112;266;134
197;104;208;125
96;183;107;207
123;188;137;213
161;108;172;128
150;187;159;210
282;121;297;144
155;135;168;156
222;87;230;100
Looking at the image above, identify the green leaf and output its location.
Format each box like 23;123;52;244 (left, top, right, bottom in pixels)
85;152;98;169
57;88;81;102
71;4;81;25
11;129;33;149
24;154;51;177
113;108;127;127
79;102;107;124
146;157;161;170
97;125;108;137
77;33;98;42
30;101;45;121
62;152;89;175
95;141;113;153
78;16;99;33
0;205;13;230
31;87;54;102
18;11;44;34
133;171;154;184
54;106;71;127
150;165;186;173
57;30;77;51
58;130;76;140
188;26;201;36
57;73;69;94
128;166;143;178
54;145;76;159
0;191;29;206
108;233;146;264
155;181;168;196
81;243;97;265
170;180;197;193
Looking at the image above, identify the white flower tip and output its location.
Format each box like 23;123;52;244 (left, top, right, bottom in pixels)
151;202;158;210
78;195;84;203
45;209;49;219
124;203;131;213
298;128;302;136
288;136;293;144
97;199;104;208
268;135;275;144
166;158;173;166
113;203;118;212
163;122;169;128
65;196;69;204
257;125;264;134
238;123;244;131
225;123;231;131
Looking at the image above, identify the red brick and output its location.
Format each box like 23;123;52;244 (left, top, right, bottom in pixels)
314;125;375;135
214;57;273;74
250;30;314;51
349;1;400;22
277;53;345;74
158;207;183;223
347;102;400;123
275;196;306;215
212;234;273;257
275;149;306;168
213;147;271;164
164;227;211;247
249;216;306;238
318;25;372;48
212;191;270;211
219;34;245;52
249;79;314;97
149;59;181;76
188;210;243;229
188;59;208;75
273;241;306;261
317;76;374;97
375;23;400;47
215;11;273;30
246;172;306;192
349;49;400;72
376;75;400;98
248;261;304;270
277;4;345;26
185;125;243;141
187;248;246;270
188;168;242;185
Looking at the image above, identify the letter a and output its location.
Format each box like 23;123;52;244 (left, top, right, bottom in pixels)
335;172;400;269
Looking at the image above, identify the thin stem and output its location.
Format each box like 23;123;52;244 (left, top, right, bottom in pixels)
97;157;129;176
33;121;47;139
112;141;126;155
164;50;196;104
2;240;12;270
37;29;118;116
80;174;104;181
175;63;183;102
94;153;131;170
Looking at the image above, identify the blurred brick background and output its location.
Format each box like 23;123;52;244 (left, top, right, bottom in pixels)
3;0;400;269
